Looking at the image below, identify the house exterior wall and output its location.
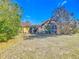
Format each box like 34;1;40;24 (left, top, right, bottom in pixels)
22;26;30;34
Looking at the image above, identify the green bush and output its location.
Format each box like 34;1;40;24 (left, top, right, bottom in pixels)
0;34;8;42
0;0;22;42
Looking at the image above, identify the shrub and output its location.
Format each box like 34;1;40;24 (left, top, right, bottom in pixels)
0;33;8;42
0;0;22;42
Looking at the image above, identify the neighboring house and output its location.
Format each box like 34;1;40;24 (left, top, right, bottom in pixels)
21;22;31;33
40;19;58;34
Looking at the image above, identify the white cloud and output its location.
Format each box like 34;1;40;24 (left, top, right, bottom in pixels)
57;0;67;7
61;0;67;6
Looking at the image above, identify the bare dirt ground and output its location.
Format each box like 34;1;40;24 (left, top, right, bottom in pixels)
0;34;79;59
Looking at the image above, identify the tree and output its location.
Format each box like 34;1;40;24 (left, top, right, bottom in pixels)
0;0;22;42
52;6;76;34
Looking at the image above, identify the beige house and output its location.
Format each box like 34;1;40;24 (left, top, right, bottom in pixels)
21;22;31;34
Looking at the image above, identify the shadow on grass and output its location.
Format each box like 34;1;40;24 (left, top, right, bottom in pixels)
23;34;58;40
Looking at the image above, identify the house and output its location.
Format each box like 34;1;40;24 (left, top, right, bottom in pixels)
40;19;58;34
21;22;31;34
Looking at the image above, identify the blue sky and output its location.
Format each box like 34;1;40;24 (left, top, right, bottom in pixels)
13;0;79;24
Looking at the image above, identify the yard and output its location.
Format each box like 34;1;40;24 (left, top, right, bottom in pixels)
0;33;79;59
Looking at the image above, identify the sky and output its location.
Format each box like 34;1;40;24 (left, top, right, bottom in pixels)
13;0;79;24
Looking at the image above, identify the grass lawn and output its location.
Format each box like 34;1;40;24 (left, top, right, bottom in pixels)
0;33;79;59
